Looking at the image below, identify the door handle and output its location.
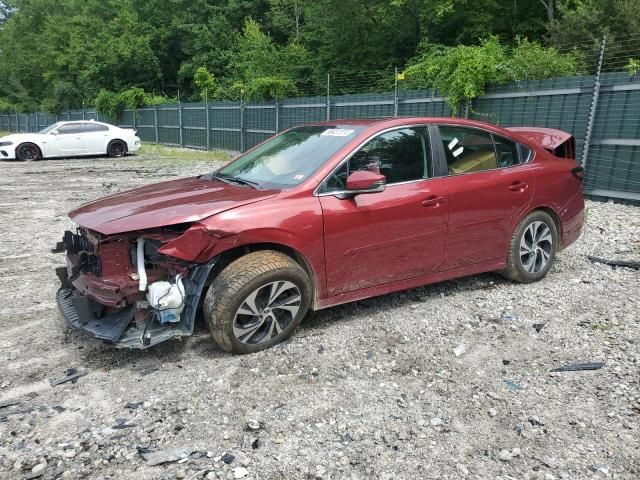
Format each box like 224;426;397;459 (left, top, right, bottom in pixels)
421;195;446;207
508;181;528;192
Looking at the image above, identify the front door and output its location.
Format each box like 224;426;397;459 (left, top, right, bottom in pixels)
47;123;84;156
434;125;535;270
319;127;449;297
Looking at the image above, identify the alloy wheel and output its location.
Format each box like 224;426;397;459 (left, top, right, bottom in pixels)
232;281;302;345
519;221;553;273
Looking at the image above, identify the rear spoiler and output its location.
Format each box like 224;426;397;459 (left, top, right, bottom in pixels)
506;127;575;159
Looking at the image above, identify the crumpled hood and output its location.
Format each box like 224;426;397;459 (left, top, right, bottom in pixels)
69;177;279;235
0;133;47;143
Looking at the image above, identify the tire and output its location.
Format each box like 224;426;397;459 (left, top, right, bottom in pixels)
203;250;312;354
502;210;558;283
15;143;41;162
107;140;127;158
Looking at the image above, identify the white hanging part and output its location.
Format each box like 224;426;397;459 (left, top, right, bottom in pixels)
146;275;185;324
137;238;148;292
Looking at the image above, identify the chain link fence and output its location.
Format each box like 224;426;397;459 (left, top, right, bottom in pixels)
2;35;639;201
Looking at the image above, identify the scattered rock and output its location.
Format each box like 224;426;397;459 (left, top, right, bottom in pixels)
221;453;235;464
453;344;466;357
234;467;249;479
497;449;512;462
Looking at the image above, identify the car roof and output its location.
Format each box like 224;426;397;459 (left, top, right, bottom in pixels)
305;116;515;133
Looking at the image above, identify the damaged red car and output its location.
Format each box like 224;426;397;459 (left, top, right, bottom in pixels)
55;118;584;354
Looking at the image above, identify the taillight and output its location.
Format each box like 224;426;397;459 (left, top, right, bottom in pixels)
572;166;584;181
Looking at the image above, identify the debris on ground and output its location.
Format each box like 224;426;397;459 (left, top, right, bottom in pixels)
49;368;88;386
587;255;640;270
141;447;195;466
221;453;235;464
453;344;466;357
550;362;605;372
532;323;545;333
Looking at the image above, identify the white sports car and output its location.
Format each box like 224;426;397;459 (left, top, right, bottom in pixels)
0;120;141;161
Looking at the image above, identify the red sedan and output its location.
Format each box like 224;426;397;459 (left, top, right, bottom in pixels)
55;118;585;354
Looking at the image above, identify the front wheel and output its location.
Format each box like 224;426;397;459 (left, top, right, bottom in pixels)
107;140;127;158
502;210;558;283
16;143;41;161
204;250;312;354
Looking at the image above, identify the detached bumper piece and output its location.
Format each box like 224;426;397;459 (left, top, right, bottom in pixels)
57;287;134;342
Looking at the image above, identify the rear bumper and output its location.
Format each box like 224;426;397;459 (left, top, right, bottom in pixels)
129;138;141;153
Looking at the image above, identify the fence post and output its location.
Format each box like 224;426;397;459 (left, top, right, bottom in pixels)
326;74;331;121
178;102;183;147
15;111;19;132
582;35;607;168
154;105;159;144
393;67;399;117
240;99;245;152
274;99;279;133
205;89;210;151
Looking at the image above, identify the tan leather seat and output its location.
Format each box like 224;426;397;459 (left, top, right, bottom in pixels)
449;149;497;174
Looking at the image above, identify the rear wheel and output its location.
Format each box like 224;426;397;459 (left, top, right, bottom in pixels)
107;140;127;158
16;143;41;162
204;250;312;354
502;210;558;283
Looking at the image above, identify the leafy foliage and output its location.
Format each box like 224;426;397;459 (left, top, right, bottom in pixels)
625;59;640;76
0;0;634;110
403;38;582;109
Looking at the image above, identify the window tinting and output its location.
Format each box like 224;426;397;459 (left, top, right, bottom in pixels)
324;127;430;192
439;126;496;175
493;135;520;167
57;124;83;135
84;123;109;133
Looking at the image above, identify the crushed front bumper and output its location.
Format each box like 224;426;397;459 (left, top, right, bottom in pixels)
55;260;217;349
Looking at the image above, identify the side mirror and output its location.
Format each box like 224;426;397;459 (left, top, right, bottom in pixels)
343;170;386;196
50;131;58;135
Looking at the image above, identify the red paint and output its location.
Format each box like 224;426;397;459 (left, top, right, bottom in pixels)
345;170;386;190
506;127;574;154
65;117;584;310
69;177;278;235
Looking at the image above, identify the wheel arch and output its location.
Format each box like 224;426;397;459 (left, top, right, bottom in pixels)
107;138;128;153
527;205;562;242
16;141;43;159
207;242;319;309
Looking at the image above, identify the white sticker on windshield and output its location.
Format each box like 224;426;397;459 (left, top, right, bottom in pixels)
452;146;464;157
448;138;459;150
321;129;354;137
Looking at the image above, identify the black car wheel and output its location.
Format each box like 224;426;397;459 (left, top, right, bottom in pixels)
107;140;127;158
204;250;312;354
16;143;41;162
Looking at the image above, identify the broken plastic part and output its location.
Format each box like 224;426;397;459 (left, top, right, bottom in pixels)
137;238;148;291
146;275;185;324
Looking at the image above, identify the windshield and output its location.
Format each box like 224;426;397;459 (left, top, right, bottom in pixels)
39;123;62;134
218;125;364;189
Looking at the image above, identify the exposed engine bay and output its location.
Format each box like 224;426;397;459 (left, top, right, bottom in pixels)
54;226;216;348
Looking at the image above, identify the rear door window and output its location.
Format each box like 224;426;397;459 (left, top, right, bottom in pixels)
83;123;109;133
438;126;497;175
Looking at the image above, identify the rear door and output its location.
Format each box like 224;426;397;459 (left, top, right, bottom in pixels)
82;122;110;154
434;125;535;270
319;126;449;297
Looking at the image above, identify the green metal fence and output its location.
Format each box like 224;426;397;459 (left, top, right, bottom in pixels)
1;74;639;201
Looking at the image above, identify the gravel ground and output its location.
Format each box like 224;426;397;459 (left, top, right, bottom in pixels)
0;152;639;480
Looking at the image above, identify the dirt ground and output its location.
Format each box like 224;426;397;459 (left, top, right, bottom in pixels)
0;151;639;480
